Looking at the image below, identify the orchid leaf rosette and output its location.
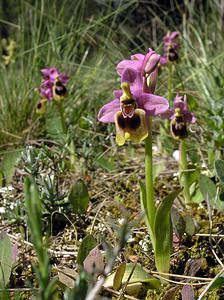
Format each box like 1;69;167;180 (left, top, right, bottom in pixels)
98;50;180;277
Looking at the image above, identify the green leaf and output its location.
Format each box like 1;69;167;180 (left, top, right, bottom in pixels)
171;208;185;239
215;159;224;183
139;181;152;240
77;235;96;265
209;273;224;290
190;182;204;203
68;179;89;215
46;106;65;143
154;189;181;273
0;170;4;187
104;263;161;291
58;267;77;289
95;156;115;172
1;149;22;184
0;232;13;287
184;215;195;236
199;174;217;205
113;263;126;290
153;162;165;182
139;181;147;216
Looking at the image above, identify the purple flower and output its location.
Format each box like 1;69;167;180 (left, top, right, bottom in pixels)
160;31;180;65
39;67;69;101
98;81;169;145
116;49;161;93
40;67;69;83
172;94;196;123
39;80;54;100
169;94;196;139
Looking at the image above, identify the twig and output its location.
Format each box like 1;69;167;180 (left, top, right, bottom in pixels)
103;287;140;300
151;271;212;281
7;233;77;256
153;275;208;286
196;233;224;238
0;288;39;292
85;218;131;300
197;266;224;300
118;262;137;300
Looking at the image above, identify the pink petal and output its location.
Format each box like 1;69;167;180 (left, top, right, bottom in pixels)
116;59;142;76
143;69;158;94
121;68;143;95
139;94;169;115
169;31;180;40
114;90;122;98
130;53;145;61
160;56;168;66
98;98;120;123
59;73;69;83
49;67;59;80
144;53;160;74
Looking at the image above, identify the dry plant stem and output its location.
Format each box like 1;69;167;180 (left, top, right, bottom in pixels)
103;287;139;300
179;139;191;205
197;266;224;300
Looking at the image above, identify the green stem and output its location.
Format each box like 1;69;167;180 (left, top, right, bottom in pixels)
164;63;173;130
179;139;191;205
56;101;67;134
168;64;173;104
145;116;156;232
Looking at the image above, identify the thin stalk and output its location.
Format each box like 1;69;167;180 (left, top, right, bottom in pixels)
179;139;191;205
168;64;173;104
145;116;156;230
56;101;67;134
164;63;173;129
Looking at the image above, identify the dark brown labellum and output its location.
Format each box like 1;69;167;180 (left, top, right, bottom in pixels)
55;81;67;96
37;102;42;109
168;48;179;62
117;112;141;130
171;115;188;139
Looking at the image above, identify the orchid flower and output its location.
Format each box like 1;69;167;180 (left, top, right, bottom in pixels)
169;94;196;139
98;70;169;145
116;49;161;93
37;67;69;134
160;31;180;65
167;95;196;206
39;67;69;101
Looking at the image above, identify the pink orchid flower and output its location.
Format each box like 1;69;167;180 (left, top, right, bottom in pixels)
160;31;180;65
98;74;169;145
39;67;69;101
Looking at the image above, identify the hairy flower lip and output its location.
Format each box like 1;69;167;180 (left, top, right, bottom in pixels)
115;109;148;145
